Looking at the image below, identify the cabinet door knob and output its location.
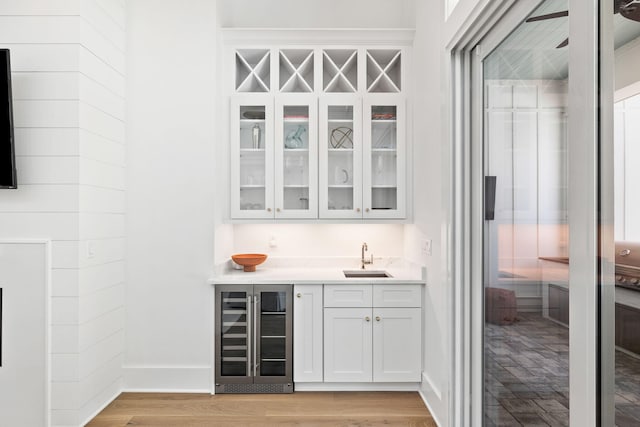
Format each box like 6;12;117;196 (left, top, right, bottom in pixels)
365;208;370;213
365;316;371;322
375;316;381;321
267;208;272;212
356;208;361;213
276;208;281;212
296;293;302;298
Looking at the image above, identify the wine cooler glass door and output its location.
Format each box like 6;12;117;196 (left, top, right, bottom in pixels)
216;285;253;384
254;285;293;384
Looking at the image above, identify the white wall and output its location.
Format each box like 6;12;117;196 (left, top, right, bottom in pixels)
76;1;126;424
231;224;404;258
218;0;416;29
125;0;218;391
0;1;126;425
408;1;449;425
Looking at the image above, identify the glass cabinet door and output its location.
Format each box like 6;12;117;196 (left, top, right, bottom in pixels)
254;286;292;383
274;97;318;218
363;97;405;219
230;97;274;219
216;286;253;383
319;96;363;218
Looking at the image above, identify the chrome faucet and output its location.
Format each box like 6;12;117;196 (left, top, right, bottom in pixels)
361;242;373;269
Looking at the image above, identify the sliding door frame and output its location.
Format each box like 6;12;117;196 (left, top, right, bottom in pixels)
448;0;613;425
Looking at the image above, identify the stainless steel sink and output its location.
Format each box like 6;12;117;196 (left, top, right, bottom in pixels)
343;270;392;278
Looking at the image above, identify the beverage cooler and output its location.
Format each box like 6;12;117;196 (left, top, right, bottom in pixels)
215;284;293;393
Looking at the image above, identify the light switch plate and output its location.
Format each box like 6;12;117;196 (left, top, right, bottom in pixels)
421;239;432;256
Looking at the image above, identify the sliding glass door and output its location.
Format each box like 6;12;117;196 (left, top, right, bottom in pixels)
466;0;614;425
608;3;640;426
480;2;571;424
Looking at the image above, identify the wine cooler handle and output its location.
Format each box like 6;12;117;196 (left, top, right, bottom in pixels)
246;295;252;377
253;295;258;377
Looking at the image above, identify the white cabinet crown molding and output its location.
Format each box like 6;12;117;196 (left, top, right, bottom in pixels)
221;28;415;46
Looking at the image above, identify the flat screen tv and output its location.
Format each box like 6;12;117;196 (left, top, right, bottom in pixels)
0;49;16;189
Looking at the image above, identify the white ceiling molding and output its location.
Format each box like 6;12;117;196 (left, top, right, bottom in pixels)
220;28;416;47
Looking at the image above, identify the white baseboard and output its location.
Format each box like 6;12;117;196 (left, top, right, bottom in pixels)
421;371;442;400
79;386;122;427
294;382;419;392
419;373;444;427
123;365;211;392
419;389;442;427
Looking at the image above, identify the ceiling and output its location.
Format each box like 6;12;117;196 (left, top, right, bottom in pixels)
485;0;640;80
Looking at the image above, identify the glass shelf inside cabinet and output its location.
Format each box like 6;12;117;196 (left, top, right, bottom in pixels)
370;105;398;210
279;49;314;93
323;49;357;93
260;292;287;376
366;49;401;93
371;106;397;149
236;49;270;92
282;105;311;211
239;105;267;211
328;105;354;150
328;148;354;211
283;106;309;149
326;104;355;211
220;291;249;376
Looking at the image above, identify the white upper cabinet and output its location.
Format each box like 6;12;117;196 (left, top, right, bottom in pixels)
363;96;406;219
235;49;271;93
227;40;410;221
230;96;274;219
319;95;363;218
275;96;318;218
279;49;315;93
323;49;358;93
365;49;401;93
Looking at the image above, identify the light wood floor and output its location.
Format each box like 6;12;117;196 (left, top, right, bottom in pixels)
86;391;437;426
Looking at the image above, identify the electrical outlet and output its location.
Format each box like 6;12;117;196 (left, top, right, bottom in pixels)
86;241;95;259
268;235;277;248
421;239;432;256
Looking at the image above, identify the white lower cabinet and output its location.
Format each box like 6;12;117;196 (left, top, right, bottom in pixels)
324;307;373;382
372;307;422;382
293;284;324;382
322;284;422;383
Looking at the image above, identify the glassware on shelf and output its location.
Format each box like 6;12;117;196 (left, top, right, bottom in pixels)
285;125;306;148
330;127;353;149
252;124;261;149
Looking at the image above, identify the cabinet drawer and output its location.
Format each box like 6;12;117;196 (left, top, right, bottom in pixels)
324;285;372;307
373;284;421;307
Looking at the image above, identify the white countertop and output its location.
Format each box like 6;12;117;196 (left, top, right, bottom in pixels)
209;257;427;285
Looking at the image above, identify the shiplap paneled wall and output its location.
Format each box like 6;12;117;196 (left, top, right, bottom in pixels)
0;1;125;426
76;1;125;425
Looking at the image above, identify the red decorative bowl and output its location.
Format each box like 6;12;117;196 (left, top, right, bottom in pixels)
231;254;268;272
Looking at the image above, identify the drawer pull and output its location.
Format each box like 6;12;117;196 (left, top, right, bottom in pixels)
365;316;370;322
375;316;381;321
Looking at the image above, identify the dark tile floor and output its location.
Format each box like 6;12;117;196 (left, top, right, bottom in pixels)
484;312;640;426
